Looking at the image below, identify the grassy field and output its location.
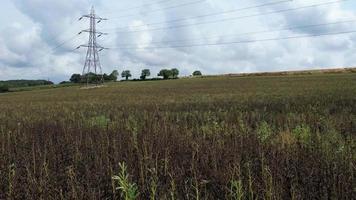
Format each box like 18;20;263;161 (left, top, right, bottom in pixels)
0;73;355;199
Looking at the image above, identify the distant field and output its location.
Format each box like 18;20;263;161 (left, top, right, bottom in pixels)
220;67;356;77
0;73;355;199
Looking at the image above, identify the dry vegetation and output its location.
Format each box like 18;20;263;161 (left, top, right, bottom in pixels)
0;73;355;199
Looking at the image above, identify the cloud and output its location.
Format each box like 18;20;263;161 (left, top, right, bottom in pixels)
0;0;356;82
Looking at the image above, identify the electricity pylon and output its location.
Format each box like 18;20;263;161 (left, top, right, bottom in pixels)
76;6;108;85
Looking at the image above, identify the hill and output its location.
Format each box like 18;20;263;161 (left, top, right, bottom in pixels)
223;67;356;77
0;79;53;88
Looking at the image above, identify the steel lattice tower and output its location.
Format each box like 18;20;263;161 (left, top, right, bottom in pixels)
76;6;107;85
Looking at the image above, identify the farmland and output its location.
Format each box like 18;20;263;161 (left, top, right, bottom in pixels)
0;73;355;199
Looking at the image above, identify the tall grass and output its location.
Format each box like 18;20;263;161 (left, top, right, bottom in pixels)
0;73;355;199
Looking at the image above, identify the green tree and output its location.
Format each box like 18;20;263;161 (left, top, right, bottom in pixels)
140;69;151;80
121;70;132;81
82;72;103;84
103;73;110;81
158;69;173;80
193;71;202;76
70;74;82;83
102;70;119;81
171;68;179;78
110;70;119;81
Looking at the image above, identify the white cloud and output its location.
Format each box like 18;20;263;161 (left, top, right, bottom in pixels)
0;0;356;82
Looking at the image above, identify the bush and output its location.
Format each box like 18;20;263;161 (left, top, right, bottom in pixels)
193;71;202;76
0;85;9;93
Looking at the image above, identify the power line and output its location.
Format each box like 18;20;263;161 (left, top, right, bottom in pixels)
45;1;352;54
108;0;293;30
46;7;110;54
109;0;349;34
44;6;107;55
46;20;91;54
107;30;356;50
49;35;80;52
43;34;81;57
44;12;96;54
45;1;288;54
46;0;347;51
109;0;207;20
114;20;356;47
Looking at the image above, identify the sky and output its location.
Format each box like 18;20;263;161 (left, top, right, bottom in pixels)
0;0;356;82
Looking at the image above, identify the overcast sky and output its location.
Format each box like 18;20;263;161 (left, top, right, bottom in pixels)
0;0;356;82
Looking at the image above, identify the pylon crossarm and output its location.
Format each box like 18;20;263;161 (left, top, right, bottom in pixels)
97;18;108;23
79;30;108;35
78;45;105;49
98;47;109;52
79;15;107;21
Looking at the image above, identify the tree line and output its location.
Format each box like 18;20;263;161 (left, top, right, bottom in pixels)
121;68;180;81
0;69;204;92
0;80;54;93
69;70;119;84
69;68;203;83
121;68;203;81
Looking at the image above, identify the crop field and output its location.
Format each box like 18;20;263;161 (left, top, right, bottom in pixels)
0;73;355;199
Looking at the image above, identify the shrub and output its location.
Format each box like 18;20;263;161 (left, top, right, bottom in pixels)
0;85;9;93
193;71;202;76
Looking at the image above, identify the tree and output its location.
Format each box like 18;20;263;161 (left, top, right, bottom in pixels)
140;69;151;80
70;74;82;83
110;70;119;81
193;71;202;76
103;73;110;81
121;70;132;81
101;70;119;81
171;68;179;78
158;69;173;80
82;72;102;84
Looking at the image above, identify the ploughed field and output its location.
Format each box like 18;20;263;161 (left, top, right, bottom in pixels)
0;73;355;199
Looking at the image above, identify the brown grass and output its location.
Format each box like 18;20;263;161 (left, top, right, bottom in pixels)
0;73;355;199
